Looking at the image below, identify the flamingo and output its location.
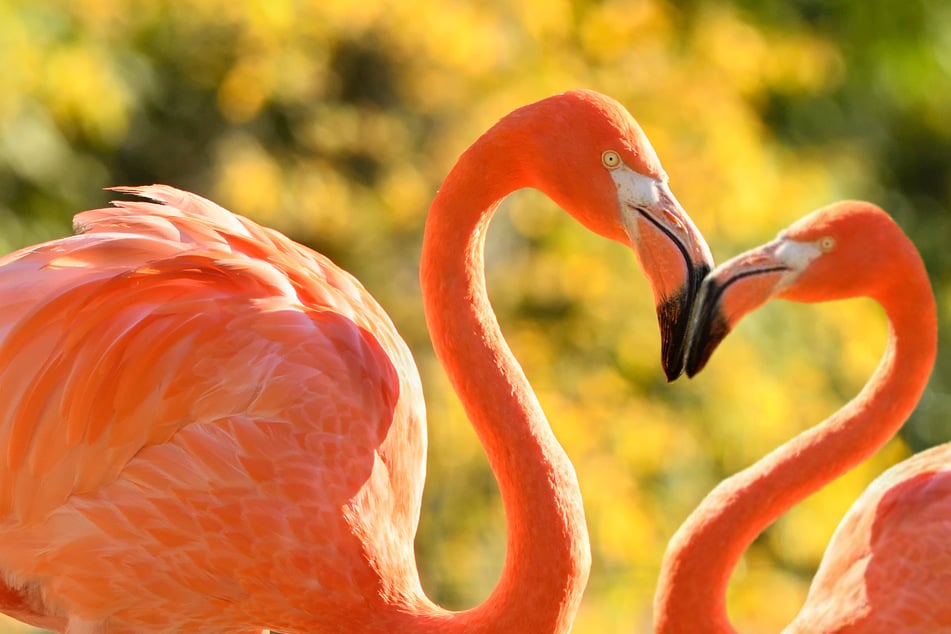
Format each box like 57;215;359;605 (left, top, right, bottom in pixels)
0;89;713;633
655;201;950;633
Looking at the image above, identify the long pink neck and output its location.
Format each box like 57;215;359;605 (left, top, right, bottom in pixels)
414;128;590;632
654;258;937;633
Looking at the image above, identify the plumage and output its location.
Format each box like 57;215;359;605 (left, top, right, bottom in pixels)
0;185;424;632
0;90;713;633
656;201;948;633
792;444;951;633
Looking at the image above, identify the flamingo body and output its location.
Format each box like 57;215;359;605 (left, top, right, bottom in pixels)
657;202;948;633
0;91;714;633
792;444;951;633
0;185;426;632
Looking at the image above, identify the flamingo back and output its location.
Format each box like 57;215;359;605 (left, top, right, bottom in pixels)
789;444;951;633
0;186;427;632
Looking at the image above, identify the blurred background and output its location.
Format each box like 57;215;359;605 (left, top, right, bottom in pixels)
0;0;949;631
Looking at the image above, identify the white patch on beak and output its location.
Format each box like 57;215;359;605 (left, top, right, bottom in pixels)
751;237;825;294
610;164;665;241
774;239;823;270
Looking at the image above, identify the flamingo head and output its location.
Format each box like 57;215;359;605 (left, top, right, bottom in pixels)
512;89;714;380
683;201;909;377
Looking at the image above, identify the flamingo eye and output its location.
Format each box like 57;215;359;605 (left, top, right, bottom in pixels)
601;150;621;169
819;236;836;252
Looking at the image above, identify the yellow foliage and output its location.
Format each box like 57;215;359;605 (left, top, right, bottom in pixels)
218;57;273;123
0;1;944;633
728;546;811;633
212;134;285;221
42;45;131;144
579;0;671;64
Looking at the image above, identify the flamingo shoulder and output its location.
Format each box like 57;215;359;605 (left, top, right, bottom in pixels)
0;185;423;526
793;444;951;632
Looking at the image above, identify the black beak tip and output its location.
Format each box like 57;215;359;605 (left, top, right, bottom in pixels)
683;353;708;379
658;295;690;383
662;343;685;382
659;260;712;382
683;310;730;378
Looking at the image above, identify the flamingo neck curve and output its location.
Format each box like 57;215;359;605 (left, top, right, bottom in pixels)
654;251;937;634
411;122;591;633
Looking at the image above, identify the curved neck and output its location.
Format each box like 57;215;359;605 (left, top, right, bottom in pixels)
415;129;590;632
654;263;937;634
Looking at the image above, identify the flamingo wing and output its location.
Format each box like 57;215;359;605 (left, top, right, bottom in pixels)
792;444;951;633
0;186;426;630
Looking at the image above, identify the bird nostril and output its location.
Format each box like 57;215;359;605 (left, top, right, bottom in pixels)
657;208;684;230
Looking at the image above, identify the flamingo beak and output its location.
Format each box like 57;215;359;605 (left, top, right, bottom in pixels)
623;182;713;381
656;249;712;382
684;242;793;377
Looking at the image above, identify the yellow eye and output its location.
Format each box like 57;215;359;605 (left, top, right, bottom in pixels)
819;236;836;252
601;150;621;169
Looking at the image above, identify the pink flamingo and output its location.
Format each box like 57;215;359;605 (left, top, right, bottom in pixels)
656;201;950;632
0;90;712;633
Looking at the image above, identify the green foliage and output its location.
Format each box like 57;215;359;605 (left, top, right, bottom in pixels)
0;1;948;632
